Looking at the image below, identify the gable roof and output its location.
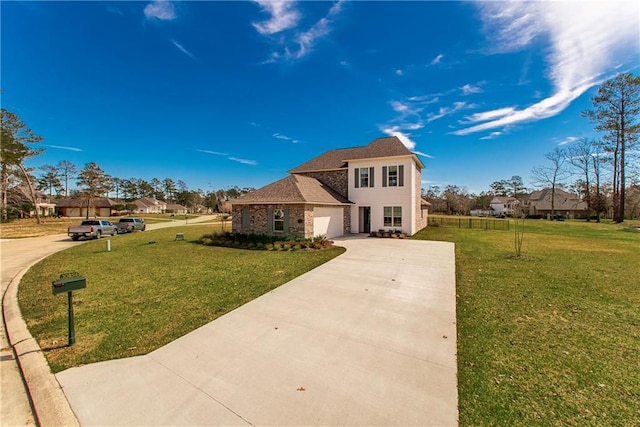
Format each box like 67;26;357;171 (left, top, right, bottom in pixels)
288;136;423;173
135;197;166;208
525;188;587;211
55;197;116;208
232;174;351;205
490;196;520;204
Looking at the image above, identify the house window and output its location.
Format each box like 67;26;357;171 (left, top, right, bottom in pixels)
388;166;398;186
354;167;374;188
274;209;285;231
382;165;404;187
383;206;402;227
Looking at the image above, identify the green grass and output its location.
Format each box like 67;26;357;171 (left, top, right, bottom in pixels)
18;225;344;373
413;219;640;425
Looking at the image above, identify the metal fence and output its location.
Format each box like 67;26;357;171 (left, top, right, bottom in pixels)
429;216;510;231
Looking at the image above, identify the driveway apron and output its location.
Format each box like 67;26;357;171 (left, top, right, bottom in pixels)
57;236;458;426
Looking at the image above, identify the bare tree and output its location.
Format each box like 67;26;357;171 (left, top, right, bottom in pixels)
531;147;569;217
57;160;77;199
77;162;111;219
567;139;595;220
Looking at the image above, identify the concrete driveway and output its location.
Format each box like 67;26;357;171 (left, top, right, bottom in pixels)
57;236;458;426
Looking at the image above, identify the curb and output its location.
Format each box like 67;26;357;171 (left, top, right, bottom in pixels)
3;263;80;427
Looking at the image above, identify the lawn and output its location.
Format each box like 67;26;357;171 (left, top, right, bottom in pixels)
413;219;640;425
18;225;344;373
0;214;207;239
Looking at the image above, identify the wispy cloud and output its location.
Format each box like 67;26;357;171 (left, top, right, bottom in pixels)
395;69;403;76
413;150;434;159
381;126;416;151
144;1;176;20
558;136;579;146
229;157;258;166
196;149;228;156
254;1;346;62
479;132;503;140
42;144;83;152
171;40;196;60
252;0;300;35
430;53;444;66
455;1;640;136
427;101;472;123
249;121;261;127
461;83;483;95
461;107;517;124
273;133;299;143
198;149;257;166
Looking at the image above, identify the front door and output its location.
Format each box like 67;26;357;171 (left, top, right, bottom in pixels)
359;206;371;233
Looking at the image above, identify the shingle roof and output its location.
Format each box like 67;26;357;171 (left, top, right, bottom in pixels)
288;136;421;173
232;174;351;205
55;197;116;208
525;188;587;211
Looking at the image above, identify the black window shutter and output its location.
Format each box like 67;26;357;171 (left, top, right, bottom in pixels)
382;166;388;187
283;209;290;231
399;165;404;187
370;167;374;187
354;168;360;188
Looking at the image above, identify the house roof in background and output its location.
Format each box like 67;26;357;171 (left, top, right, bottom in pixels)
55;197;116;208
232;174;351;205
525;188;587;211
288;136;422;173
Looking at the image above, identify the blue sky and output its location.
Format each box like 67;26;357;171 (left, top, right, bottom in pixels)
3;0;639;195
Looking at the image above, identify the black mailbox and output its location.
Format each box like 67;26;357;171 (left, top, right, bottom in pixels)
52;276;86;295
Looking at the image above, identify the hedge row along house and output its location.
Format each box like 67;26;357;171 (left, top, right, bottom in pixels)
231;136;430;239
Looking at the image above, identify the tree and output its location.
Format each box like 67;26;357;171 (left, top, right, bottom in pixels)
37;164;63;197
583;73;640;222
151;178;162;199
567;139;597;220
531;147;569;217
57;160;77;199
77;162;111;219
1;108;45;223
163;178;176;203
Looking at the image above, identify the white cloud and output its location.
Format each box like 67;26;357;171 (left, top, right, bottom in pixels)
252;0;300;35
144;1;175;20
479;132;503;140
273;132;299;143
456;1;640;135
390;101;410;113
255;1;345;62
430;53;444;65
558;136;579;146
461;83;483;95
42;144;83;152
461;107;517;124
413;150;434;159
381;126;416;150
196;149;228;156
427;101;470;123
395;69;403;76
228;157;258;166
171;40;196;60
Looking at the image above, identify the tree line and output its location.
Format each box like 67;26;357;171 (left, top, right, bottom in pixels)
425;73;640;222
1;109;253;222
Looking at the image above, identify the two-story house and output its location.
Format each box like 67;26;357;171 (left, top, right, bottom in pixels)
489;196;520;216
231;136;429;238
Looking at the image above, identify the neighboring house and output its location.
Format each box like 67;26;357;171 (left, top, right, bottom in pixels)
232;136;429;238
470;207;492;217
524;188;588;219
166;203;188;214
134;197;167;214
55;197;116;217
6;186;57;217
490;197;520;216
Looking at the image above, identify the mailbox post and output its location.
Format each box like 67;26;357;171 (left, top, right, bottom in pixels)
52;273;86;346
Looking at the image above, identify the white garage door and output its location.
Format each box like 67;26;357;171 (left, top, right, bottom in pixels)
313;207;344;239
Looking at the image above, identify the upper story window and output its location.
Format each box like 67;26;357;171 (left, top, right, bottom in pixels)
382;165;404;187
354;167;374;188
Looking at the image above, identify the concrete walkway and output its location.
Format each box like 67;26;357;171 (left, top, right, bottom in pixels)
57;236;458;426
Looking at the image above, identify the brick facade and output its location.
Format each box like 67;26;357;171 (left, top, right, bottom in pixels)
232;204;314;239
